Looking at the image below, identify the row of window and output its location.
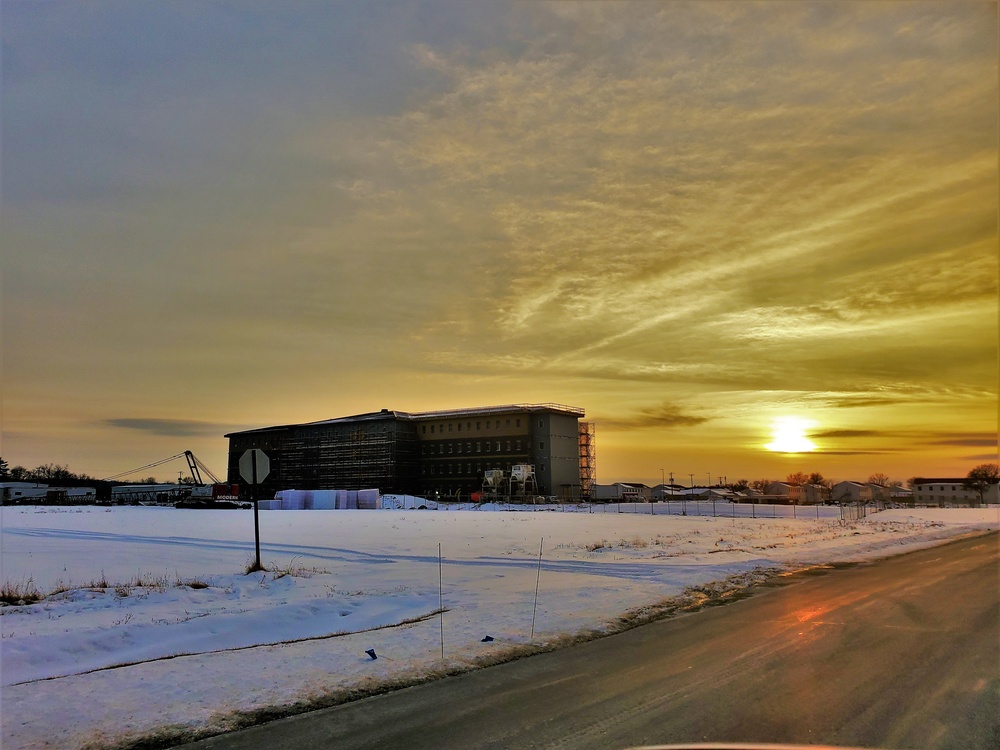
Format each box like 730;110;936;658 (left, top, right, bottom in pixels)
421;418;546;435
421;440;546;456
422;462;546;477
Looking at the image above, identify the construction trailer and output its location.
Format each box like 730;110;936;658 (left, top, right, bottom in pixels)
1;483;97;505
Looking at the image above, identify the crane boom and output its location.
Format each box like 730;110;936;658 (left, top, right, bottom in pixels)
184;451;204;485
103;451;223;485
186;451;222;484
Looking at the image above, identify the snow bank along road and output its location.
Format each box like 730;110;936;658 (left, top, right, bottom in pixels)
1;505;996;749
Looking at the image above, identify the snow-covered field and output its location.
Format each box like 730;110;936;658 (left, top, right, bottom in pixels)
1;503;996;749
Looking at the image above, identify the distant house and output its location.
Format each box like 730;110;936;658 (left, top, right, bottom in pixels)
911;478;998;506
700;488;738;501
592;482;651;501
651;483;687;501
832;481;872;504
863;483;913;503
765;482;804;504
802;483;831;505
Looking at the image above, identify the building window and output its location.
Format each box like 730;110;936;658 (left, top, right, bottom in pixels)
506;419;511;428
496;441;501;452
516;418;521;427
457;423;462;432
422;425;426;434
448;444;453;454
467;442;472;453
476;442;481;453
439;445;444;455
516;440;522;451
539;420;543;428
467;422;472;430
457;443;462;454
430;425;435;434
539;441;544;450
448;423;453;432
476;421;481;430
506;441;511;451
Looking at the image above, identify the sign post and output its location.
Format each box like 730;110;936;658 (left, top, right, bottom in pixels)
239;449;271;571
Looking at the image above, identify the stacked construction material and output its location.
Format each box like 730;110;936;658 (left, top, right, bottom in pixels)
261;489;381;510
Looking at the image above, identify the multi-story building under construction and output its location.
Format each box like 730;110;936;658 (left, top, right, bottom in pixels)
225;404;595;500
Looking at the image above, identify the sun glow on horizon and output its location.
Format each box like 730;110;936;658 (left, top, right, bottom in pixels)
765;416;818;453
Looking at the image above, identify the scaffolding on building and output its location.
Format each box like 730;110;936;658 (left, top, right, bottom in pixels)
579;421;596;499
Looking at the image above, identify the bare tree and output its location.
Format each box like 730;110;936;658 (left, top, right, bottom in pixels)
963;463;999;507
32;464;72;481
751;478;772;495
867;472;891;486
785;471;809;485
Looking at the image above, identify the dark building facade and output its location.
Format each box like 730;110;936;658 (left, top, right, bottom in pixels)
226;404;589;500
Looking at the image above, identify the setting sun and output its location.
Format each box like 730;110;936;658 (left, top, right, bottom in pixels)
765;417;818;453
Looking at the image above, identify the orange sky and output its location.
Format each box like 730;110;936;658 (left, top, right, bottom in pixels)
3;1;997;487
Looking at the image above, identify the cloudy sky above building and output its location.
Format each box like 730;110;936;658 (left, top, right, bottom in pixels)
3;1;997;485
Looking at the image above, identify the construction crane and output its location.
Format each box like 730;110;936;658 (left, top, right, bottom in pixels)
102;451;239;502
182;451;221;486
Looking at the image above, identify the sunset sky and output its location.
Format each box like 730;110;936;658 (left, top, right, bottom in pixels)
3;1;997;487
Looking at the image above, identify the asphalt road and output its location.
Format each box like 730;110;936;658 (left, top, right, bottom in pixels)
182;532;999;750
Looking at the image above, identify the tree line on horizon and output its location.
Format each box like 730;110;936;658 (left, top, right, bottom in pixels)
727;465;998;506
0;458;187;487
2;457;997;505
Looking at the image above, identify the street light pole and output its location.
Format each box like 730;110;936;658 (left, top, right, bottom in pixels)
686;472;694;516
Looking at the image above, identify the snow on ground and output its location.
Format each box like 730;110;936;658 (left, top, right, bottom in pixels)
1;503;996;749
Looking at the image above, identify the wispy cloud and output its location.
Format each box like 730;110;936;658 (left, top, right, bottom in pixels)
596;403;709;431
104;419;238;439
814;429;886;439
923;434;998;448
3;1;995;481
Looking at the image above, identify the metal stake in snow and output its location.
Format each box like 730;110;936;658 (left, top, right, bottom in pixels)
530;537;544;639
438;542;444;659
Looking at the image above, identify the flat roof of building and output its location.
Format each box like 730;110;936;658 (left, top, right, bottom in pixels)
226;403;586;437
